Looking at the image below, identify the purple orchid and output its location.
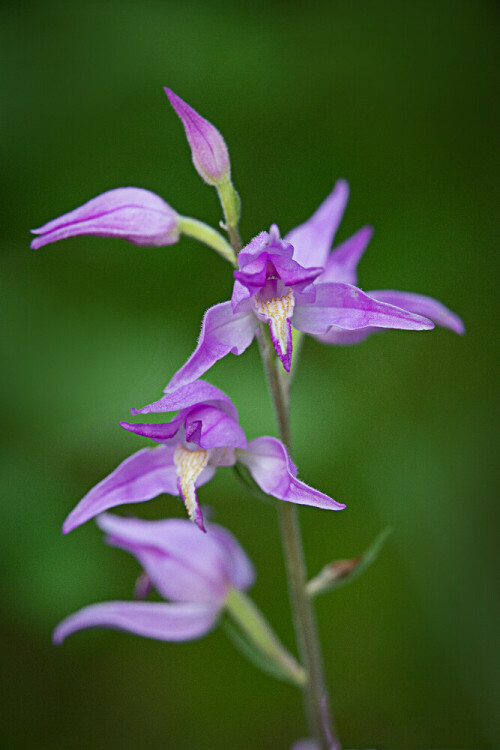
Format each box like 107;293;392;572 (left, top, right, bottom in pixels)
30;187;180;250
53;512;254;644
165;180;461;391
62;380;344;534
164;88;230;186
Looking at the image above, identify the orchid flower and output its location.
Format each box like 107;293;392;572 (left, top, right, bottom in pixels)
54;512;254;644
62;380;344;534
30;187;181;249
165;180;462;391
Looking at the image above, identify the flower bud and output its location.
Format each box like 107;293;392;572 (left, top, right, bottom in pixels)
31;187;180;249
164;87;230;186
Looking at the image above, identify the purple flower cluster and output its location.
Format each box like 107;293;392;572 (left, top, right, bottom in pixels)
35;90;462;675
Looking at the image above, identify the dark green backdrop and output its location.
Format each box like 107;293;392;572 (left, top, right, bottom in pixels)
2;0;499;747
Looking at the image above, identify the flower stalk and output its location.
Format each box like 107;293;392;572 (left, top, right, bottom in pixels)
179;216;237;264
216;178;242;252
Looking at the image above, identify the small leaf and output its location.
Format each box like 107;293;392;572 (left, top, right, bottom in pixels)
307;527;392;597
223;589;306;686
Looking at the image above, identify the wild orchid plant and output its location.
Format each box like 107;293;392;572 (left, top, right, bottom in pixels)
32;88;464;749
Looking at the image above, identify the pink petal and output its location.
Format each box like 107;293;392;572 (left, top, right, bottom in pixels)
318;226;374;285
239;437;345;511
53;601;220;644
292;283;434;334
368;289;465;335
134;379;239;422
62;445;178;534
165;302;258;393
285;180;349;269
97;514;232;603
207;523;256;591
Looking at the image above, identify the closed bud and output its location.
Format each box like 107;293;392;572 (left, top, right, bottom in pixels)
164;87;230;186
31;187;180;249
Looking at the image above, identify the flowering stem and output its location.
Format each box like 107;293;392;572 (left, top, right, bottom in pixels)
256;326;341;750
221;203;339;747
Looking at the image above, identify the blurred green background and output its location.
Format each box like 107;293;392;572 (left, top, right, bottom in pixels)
2;0;499;747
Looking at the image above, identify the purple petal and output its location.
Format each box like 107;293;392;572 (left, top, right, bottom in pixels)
97;514;233;603
233;254;322;306
164;88;230;185
31;188;180;249
285;180;349;269
165;302;258;393
235;230;272;268
292;282;435;334
120;415;184;443
207;523;256;591
290;741;318;750
53;600;220;644
133;379;239;422
318;226;374;285
314;326;375;345
124;405;246;451
239;437;345;511
367;290;465;335
62;445;178;534
184;405;247;450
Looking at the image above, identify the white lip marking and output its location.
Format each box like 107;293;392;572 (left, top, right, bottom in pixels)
254;289;295;355
173;444;208;522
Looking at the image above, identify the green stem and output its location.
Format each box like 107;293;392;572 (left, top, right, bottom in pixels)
179;216;237;265
216;178;242;252
256;326;341;750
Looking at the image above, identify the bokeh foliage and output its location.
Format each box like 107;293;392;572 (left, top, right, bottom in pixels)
1;0;499;747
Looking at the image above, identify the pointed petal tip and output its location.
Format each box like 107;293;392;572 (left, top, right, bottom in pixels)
52;627;65;646
61;521;73;535
195;517;207;533
163;87;178;106
335;177;350;194
30;236;46;250
281;356;292;373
